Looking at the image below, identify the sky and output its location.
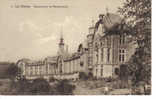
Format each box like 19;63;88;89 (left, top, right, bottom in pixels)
0;0;124;62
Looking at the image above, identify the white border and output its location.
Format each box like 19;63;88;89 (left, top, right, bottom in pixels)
0;0;155;99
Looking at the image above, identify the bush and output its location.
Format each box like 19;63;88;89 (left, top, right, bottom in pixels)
88;72;93;80
105;76;113;82
54;79;75;95
16;78;31;94
6;63;21;81
79;72;88;80
49;77;56;82
29;78;51;95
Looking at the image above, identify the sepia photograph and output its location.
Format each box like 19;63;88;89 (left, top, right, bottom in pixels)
0;0;151;95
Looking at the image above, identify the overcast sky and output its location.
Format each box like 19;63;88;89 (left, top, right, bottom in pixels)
0;0;124;62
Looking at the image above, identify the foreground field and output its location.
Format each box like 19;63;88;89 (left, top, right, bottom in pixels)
0;79;149;95
73;80;131;95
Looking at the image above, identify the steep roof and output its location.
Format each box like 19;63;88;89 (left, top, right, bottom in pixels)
95;13;123;32
45;56;58;64
18;58;31;64
63;52;80;62
104;13;123;30
17;58;44;66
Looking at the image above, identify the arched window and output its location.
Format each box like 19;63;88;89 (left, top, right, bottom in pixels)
95;42;98;52
46;65;49;74
101;65;103;76
107;48;110;62
96;69;98;76
101;48;104;62
59;60;62;74
96;49;99;63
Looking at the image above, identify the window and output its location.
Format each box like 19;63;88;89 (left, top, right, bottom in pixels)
95;42;98;51
48;65;50;74
80;61;84;67
69;62;71;73
101;65;103;76
73;61;75;72
107;48;110;62
101;48;104;62
119;35;125;45
37;66;39;75
100;42;103;47
46;65;48;74
33;66;36;75
30;67;33;75
22;64;25;75
96;49;99;63
96;69;98;76
119;49;126;62
28;67;31;75
60;63;62;73
39;66;42;74
35;66;37;75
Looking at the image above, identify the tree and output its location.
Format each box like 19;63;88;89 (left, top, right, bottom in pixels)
119;64;129;88
15;77;31;95
54;79;75;95
79;72;89;80
9;77;51;95
29;78;51;95
118;0;151;85
6;63;21;82
49;76;56;82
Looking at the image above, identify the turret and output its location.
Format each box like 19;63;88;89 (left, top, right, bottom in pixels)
87;20;95;43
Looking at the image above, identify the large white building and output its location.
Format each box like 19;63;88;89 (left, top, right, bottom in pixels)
17;31;89;81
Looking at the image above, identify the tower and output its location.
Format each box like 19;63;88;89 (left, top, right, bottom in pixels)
88;20;95;34
86;20;95;75
58;27;65;55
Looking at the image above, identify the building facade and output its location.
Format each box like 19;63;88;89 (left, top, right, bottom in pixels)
17;12;136;81
17;32;89;81
87;13;136;79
